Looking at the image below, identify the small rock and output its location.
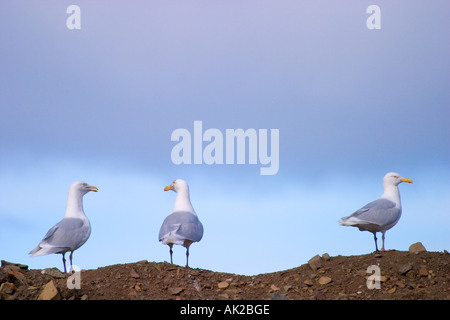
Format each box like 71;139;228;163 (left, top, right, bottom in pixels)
224;288;241;296
409;242;426;254
7;269;25;282
318;276;332;285
218;281;230;289
308;254;322;271
189;269;200;276
27;286;39;291
41;268;65;279
270;292;291;300
270;284;280;292
322;253;331;261
315;293;325;300
218;293;229;300
192;279;202;292
166;265;177;271
284;285;292;292
153;264;162;272
398;263;413;275
37;280;60;300
395;281;406;288
81;294;89;300
388;287;396;294
130;269;140;279
379;275;388;282
338;292;348;299
134;283;141;291
168;287;184;295
303;280;314;287
419;267;429;277
0;282;16;295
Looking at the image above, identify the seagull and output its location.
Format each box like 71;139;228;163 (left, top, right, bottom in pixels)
339;172;412;252
159;179;204;267
29;181;98;273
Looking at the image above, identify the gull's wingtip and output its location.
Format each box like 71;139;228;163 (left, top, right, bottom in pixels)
29;246;41;257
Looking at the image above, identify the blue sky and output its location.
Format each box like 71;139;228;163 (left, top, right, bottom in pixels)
0;1;449;276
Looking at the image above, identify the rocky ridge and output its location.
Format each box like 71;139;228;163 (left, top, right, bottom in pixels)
1;242;449;300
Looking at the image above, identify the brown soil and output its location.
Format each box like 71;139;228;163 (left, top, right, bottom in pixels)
1;250;449;301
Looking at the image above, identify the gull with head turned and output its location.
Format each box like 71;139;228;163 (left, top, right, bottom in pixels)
29;181;98;273
339;172;412;252
159;179;204;268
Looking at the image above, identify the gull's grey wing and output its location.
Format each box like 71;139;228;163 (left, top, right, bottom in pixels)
37;218;91;252
159;211;204;242
344;198;401;228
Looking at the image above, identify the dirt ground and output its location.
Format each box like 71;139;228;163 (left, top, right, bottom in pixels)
1;249;449;301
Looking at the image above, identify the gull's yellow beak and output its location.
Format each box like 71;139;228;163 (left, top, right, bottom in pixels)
88;185;99;192
164;185;174;191
401;178;413;183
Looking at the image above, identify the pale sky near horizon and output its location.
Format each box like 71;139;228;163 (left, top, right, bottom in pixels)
0;1;449;276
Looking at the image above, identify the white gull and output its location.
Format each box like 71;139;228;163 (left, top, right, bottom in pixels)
29;181;98;272
339;172;412;251
159;179;203;267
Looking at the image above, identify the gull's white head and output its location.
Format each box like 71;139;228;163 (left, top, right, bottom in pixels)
70;181;99;196
164;179;195;214
164;179;189;193
64;181;98;218
383;172;413;186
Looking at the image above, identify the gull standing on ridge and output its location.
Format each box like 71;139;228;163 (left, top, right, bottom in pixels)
159;179;204;268
29;181;98;273
339;172;412;252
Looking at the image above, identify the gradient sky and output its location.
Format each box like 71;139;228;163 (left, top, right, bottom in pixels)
0;1;449;276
